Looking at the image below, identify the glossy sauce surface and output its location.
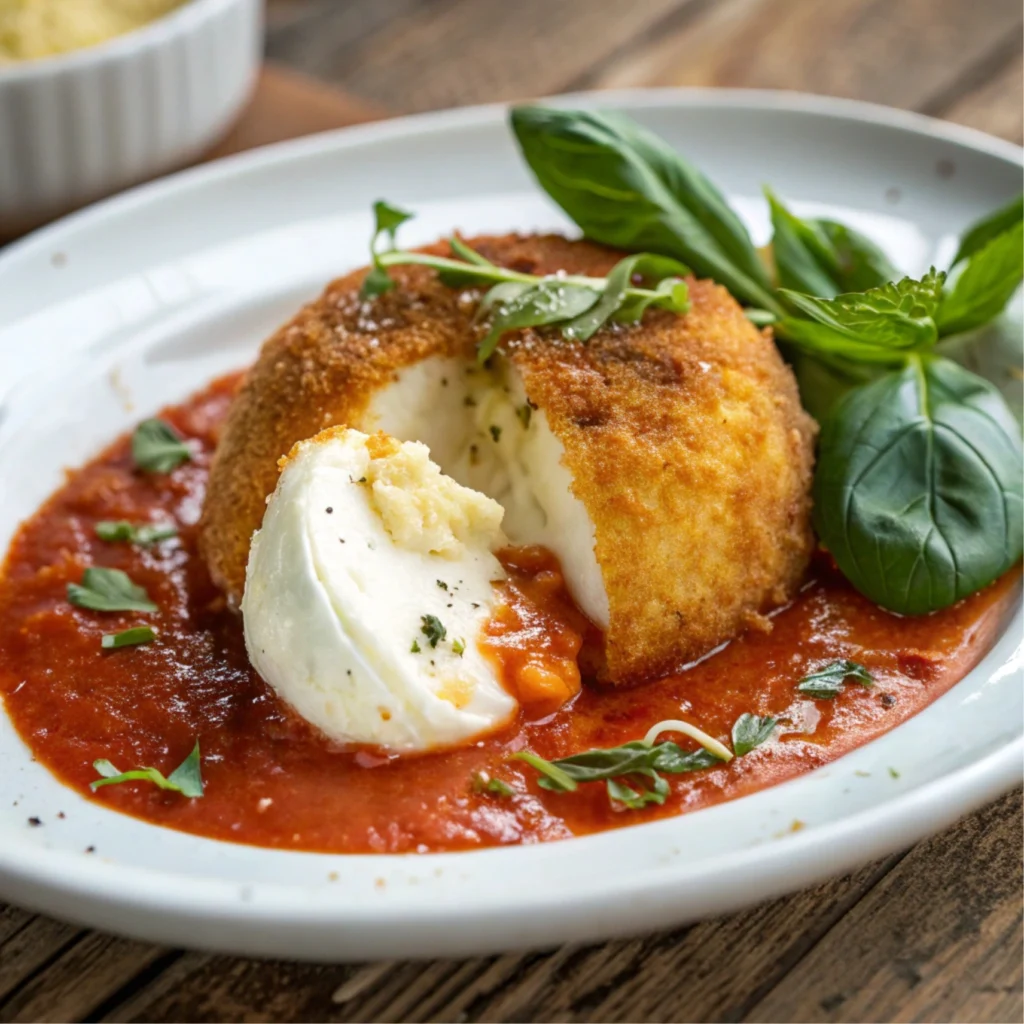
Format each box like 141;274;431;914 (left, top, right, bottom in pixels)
0;375;1017;853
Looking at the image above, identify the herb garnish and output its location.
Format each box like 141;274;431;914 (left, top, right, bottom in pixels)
90;740;203;798
410;639;421;653
131;419;192;473
517;404;532;428
731;714;777;756
508;104;1023;617
452;638;466;657
101;626;156;649
797;660;875;699
95;521;177;546
513;720;728;810
67;567;158;613
489;425;502;442
360;203;690;364
420;614;447;648
471;771;515;797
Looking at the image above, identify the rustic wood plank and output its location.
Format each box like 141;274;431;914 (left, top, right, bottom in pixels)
97;857;902;1022
278;0;698;113
0;934;172;1024
0;916;81;1004
590;0;1024;116
746;789;1024;1024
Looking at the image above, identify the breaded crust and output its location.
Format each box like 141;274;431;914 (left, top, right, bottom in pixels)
200;234;817;683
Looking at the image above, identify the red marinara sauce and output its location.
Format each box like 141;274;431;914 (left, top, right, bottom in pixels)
0;374;1018;854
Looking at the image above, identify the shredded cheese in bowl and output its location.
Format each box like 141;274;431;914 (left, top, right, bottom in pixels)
0;0;188;62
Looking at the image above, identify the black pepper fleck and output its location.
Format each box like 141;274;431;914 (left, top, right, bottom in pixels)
28;816;42;827
326;506;333;514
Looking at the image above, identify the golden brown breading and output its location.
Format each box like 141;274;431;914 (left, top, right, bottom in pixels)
200;234;817;683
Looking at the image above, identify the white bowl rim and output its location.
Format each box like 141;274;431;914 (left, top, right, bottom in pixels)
0;0;249;82
0;87;1020;957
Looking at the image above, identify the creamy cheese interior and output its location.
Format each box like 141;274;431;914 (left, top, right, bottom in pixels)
365;356;610;627
242;428;518;753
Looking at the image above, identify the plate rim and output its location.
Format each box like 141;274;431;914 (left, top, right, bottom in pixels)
0;87;1021;959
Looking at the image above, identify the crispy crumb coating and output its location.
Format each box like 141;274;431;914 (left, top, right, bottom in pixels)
200;234;817;683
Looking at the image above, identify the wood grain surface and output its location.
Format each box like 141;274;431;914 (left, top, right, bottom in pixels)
1;0;1022;1020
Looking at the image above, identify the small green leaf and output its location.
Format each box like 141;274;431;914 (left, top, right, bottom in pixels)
731;713;777;755
131;420;191;474
410;639;421;653
797;660;876;699
511;751;578;792
471;771;516;797
937;220;1023;337
101;626;156;649
778;270;946;363
452;638;466;657
90;740;203;798
371;199;413;245
68;567;157;613
952;194;1023;266
361;264;395;297
562;252;689;341
607;774;670;809
477;280;600;363
420;614;447;648
95;521;177;546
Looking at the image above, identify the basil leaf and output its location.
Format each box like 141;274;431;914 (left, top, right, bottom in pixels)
91;740;203;798
512;751;578;792
937;220;1023;337
814;355;1024;614
731;713;777;755
952;194;1023;267
563;253;690;341
360;200;414;297
607;774;669;810
510;105;779;313
767;189;897;297
649;744;722;773
95;521;177;546
101;626;156;649
67;567;158;613
131;419;192;474
797;660;875;699
477;280;599;362
778;270;946;363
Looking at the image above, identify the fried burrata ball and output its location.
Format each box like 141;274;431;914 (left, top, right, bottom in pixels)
200;234;816;683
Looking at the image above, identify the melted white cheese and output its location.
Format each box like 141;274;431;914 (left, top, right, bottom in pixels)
242;428;517;753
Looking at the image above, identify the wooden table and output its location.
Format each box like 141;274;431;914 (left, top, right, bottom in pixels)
2;1;1022;1020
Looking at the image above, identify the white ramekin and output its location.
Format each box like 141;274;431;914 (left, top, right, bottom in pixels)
0;0;262;237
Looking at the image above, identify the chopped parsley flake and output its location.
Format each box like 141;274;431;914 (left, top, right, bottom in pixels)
410;639;422;653
489;425;502;442
420;615;446;648
517;404;532;429
452;638;466;657
436;580;448;591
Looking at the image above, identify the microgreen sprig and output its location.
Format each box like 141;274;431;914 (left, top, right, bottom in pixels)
360;201;691;363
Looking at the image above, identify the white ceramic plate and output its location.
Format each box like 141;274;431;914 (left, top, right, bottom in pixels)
0;90;1020;961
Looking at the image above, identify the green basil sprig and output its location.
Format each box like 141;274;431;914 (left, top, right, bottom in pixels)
513;739;722;810
91;740;203;798
67;567;157;613
510;105;779;314
797;660;875;699
731;713;777;755
360;204;690;363
950;194;1024;267
131;419;191;474
815;355;1023;614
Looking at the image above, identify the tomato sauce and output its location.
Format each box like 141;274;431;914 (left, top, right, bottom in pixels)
0;374;1018;854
